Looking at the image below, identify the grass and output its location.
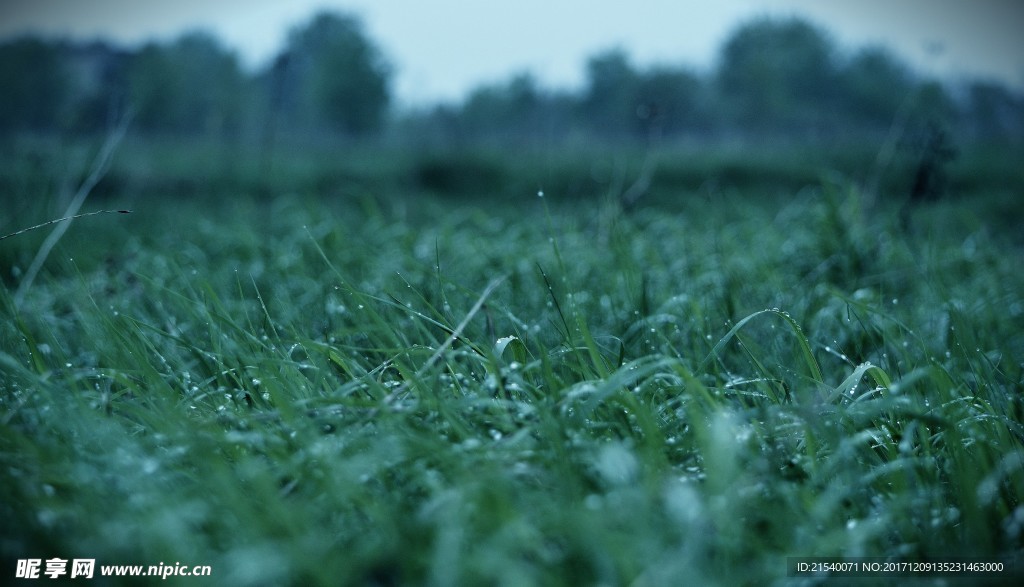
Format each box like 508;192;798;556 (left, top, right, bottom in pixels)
1;159;1023;585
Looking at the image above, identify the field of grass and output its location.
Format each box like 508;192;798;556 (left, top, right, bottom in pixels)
2;144;1023;585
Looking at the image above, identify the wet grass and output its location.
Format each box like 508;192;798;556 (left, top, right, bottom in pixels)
1;181;1023;585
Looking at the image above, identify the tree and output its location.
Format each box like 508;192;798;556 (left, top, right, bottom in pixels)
963;81;1024;145
579;49;706;141
0;37;70;132
580;49;640;138
61;40;131;133
126;31;247;135
276;11;391;137
838;46;914;133
911;80;955;125
458;73;575;142
716;17;838;134
633;66;703;138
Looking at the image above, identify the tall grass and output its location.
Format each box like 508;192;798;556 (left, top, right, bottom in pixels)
1;179;1022;585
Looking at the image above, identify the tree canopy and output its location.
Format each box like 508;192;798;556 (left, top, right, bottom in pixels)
0;37;70;132
271;12;391;137
717;17;838;133
127;31;247;134
0;12;1020;146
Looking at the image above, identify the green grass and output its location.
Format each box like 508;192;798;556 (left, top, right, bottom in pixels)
1;171;1023;585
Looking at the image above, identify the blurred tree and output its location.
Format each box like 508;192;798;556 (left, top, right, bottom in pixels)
462;73;540;140
458;73;573;143
964;81;1024;145
580;49;707;141
838;46;914;133
126;31;248;135
907;120;956;203
0;37;70;132
633;66;704;138
910;80;955;126
391;103;462;148
276;11;391;137
717;17;838;134
580;49;640;138
62;40;130;133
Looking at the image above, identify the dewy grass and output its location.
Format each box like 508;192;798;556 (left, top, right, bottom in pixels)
1;184;1022;585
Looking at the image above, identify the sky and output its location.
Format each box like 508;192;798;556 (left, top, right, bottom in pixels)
1;0;1022;107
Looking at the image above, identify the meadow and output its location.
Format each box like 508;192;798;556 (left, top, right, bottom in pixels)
1;140;1023;585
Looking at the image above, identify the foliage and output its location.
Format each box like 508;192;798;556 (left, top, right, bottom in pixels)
61;41;131;133
581;49;641;137
127;31;249;135
458;73;574;144
2;13;1022;147
272;11;391;137
717;17;839;133
965;82;1024;144
839;46;915;132
0;37;70;132
577;50;706;141
632;66;706;137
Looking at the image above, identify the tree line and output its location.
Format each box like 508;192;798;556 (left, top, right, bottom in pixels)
1;11;1022;147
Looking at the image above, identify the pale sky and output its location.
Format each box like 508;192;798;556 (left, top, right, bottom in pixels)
1;0;1022;106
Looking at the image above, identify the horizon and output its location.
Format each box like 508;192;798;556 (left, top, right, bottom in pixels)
1;1;1022;107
